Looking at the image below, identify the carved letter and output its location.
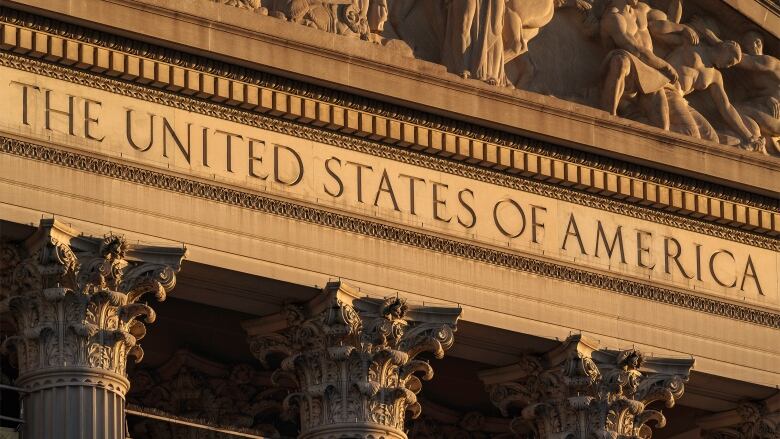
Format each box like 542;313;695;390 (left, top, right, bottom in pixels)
324;157;344;198
531;205;546;244
561;214;587;255
740;255;764;295
709;250;737;288
125;109;154;152
202;127;210;167
346;161;374;203
636;230;655;269
457;189;477;229
274;144;304;186
248;138;268;180
373;169;400;211
399;174;426;215
44;89;75;135
664;237;693;279
10;81;37;126
83;99;104;142
493;199;526;238
695;244;703;281
162;118;191;163
215;130;243;173
432;182;451;223
595;222;626;263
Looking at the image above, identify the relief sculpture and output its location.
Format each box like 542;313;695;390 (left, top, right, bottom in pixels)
211;0;778;158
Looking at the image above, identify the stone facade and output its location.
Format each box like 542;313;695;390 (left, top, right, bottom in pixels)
0;0;777;438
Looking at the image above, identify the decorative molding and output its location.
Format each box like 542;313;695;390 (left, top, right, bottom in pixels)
0;52;777;252
0;219;186;439
0;219;186;379
126;349;292;438
244;282;462;439
408;399;513;439
699;393;780;439
1;136;780;329
480;335;695;439
0;8;778;231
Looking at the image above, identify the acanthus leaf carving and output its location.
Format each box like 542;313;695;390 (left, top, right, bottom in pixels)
700;394;780;439
244;281;462;439
480;335;695;439
0;219;186;382
127;349;292;438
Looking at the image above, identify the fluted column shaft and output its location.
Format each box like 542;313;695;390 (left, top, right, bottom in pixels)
0;219;185;439
18;370;127;439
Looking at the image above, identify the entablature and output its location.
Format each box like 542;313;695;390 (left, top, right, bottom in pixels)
0;5;777;236
3;0;779;201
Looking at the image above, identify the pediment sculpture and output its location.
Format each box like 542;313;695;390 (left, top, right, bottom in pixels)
210;0;779;158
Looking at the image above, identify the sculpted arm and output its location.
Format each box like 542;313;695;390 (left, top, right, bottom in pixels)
737;54;780;73
707;71;755;141
647;11;698;45
603;13;678;80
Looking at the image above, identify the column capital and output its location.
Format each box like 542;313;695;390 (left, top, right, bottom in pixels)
699;393;780;439
243;281;462;439
1;219;186;438
480;334;695;439
1;218;186;383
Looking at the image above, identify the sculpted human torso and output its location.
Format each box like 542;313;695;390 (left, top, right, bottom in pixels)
741;54;780;100
666;48;716;95
600;3;653;53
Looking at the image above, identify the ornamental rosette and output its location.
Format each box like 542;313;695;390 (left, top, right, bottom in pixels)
0;219;186;379
481;335;695;439
244;281;461;439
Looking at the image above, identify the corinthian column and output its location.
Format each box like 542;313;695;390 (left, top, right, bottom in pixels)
243;281;462;439
479;335;695;439
0;219;186;439
699;393;780;439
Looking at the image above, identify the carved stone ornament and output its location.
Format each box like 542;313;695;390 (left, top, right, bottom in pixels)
408;398;514;439
211;0;779;157
243;281;462;439
479;335;695;439
214;0;388;42
699;393;780;439
0;219;186;439
127;349;293;438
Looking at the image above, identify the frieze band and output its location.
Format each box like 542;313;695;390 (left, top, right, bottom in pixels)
0;51;776;255
1;135;779;329
0;6;777;217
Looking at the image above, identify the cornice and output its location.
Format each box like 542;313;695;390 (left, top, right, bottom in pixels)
0;7;778;233
3;134;780;330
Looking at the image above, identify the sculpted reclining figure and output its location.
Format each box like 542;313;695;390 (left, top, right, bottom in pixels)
210;0;777;158
664;39;764;150
266;0;387;38
598;0;696;130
